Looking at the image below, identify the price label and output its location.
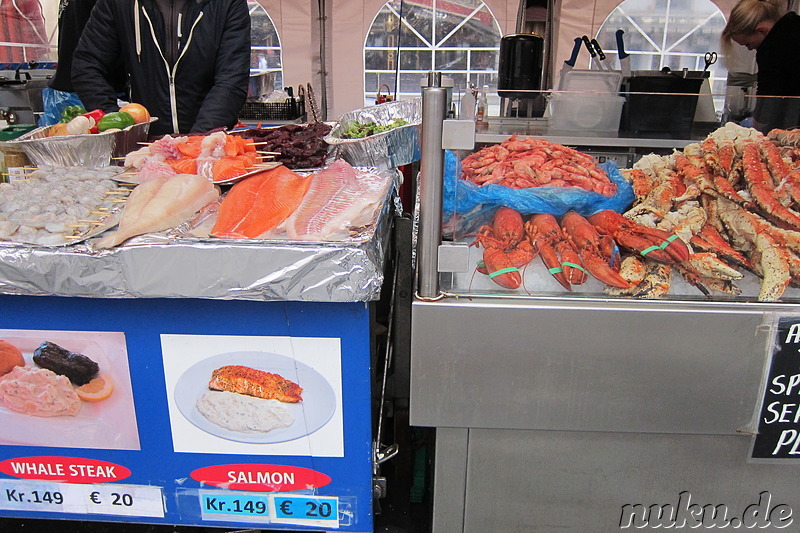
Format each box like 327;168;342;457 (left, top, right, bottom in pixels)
272;495;339;528
0;479;65;511
77;483;164;517
200;490;269;520
0;479;164;518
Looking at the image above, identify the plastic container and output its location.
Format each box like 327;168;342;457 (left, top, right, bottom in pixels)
0;124;37;141
620;71;706;138
558;69;623;93
475;87;488;131
460;89;475;120
238;98;305;121
549;93;625;133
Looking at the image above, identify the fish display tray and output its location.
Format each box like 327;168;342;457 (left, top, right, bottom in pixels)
324;97;422;169
238;98;305;121
8;118;157;168
0;176;397;302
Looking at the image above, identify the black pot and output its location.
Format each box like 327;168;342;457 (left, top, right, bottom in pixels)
497;33;545;99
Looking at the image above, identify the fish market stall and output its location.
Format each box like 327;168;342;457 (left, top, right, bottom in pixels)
411;77;800;531
0;103;417;532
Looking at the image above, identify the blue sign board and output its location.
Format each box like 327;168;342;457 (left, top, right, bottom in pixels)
0;295;373;531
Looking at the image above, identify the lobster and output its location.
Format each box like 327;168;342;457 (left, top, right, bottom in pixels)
560;211;631;288
472;207;536;289
525;213;586;291
587;210;690;264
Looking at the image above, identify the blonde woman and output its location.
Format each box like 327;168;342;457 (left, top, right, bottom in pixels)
721;0;800;132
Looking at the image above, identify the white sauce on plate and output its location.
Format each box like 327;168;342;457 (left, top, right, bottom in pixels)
196;390;294;433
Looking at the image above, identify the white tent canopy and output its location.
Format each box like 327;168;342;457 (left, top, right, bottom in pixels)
5;0;751;119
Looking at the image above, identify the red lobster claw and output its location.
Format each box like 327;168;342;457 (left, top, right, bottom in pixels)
526;214;586;290
561;211;631;288
587;210;690;264
473;207;536;289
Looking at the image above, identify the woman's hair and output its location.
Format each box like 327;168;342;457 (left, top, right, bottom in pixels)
721;0;786;55
722;0;787;42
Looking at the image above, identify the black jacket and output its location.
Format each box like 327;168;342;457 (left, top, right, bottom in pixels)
51;0;127;94
72;0;250;136
753;11;800;131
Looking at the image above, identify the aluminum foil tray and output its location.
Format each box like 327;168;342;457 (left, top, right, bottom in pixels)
325;98;421;169
9;118;157;168
0;185;396;303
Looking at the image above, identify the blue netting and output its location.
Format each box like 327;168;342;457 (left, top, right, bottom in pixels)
443;149;635;217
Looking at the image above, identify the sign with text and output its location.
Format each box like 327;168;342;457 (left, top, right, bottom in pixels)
0;296;373;531
752;316;800;459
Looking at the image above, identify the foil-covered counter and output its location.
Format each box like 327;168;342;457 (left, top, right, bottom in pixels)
0;193;396;303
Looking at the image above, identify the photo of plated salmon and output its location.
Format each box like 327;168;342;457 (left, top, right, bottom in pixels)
171;351;335;444
208;364;303;403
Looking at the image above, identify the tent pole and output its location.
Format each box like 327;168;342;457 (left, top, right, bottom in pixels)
317;0;328;120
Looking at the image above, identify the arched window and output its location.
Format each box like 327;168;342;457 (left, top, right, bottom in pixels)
248;0;284;89
596;0;726;111
364;0;502;107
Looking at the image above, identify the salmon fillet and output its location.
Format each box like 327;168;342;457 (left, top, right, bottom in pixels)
210;165;311;239
208;365;303;403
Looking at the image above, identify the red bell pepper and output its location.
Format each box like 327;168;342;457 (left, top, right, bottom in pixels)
81;109;106;133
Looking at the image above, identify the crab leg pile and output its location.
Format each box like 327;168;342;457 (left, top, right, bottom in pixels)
620;123;800;301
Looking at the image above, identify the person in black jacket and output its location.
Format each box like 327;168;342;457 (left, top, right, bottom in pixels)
721;0;800;133
40;0;127;126
71;0;250;137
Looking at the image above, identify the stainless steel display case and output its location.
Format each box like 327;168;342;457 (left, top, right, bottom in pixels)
410;82;800;531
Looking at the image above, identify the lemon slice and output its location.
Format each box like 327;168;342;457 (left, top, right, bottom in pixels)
76;373;114;402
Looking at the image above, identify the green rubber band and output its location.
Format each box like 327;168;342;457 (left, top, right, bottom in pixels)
489;266;519;278
548;267;563;274
660;234;679;248
477;260;485;268
641;234;680;256
561;262;586;272
640;245;660;256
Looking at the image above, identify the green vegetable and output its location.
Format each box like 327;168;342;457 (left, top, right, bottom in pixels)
61;105;86;123
342;118;408;139
97;111;135;132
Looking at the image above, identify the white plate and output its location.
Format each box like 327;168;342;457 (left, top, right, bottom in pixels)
174;351;335;444
0;331;140;450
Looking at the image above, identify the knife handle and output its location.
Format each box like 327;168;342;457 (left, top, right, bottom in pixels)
582;35;596;58
591;38;606;61
565;37;582;67
615;29;629;60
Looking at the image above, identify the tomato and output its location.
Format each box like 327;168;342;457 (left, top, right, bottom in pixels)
119;103;151;124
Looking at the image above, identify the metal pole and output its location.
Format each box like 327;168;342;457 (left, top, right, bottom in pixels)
417;72;447;299
317;0;328;121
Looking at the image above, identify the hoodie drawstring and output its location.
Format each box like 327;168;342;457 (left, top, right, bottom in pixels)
134;0;142;62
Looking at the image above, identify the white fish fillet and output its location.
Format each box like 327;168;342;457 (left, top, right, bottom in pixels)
285;160;390;240
95;173;220;249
